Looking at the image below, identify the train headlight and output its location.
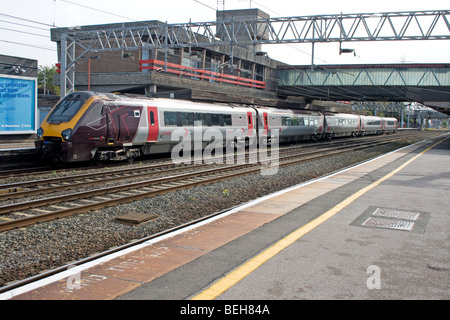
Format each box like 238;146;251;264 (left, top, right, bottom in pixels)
37;127;44;139
61;128;73;142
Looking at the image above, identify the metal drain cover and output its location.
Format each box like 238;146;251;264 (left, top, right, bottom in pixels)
351;207;430;233
372;208;420;221
362;217;415;231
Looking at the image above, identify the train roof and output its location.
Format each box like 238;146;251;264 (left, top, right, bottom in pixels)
255;106;322;115
72;92;323;114
81;92;249;109
322;112;360;117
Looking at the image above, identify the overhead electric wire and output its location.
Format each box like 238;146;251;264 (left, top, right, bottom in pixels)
0;12;54;54
0;15;54;57
193;0;216;11
60;0;137;21
252;0;283;17
0;39;56;52
0;13;55;27
0;19;50;31
0;27;49;38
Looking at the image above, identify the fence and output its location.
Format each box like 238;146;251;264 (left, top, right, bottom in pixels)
139;59;266;90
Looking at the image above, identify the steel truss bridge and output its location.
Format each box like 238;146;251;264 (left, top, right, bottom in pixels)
277;63;450;114
57;9;450;111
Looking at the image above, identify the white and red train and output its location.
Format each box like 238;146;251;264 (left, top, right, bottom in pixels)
35;91;398;162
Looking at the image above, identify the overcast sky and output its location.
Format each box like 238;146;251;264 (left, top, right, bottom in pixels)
1;0;449;67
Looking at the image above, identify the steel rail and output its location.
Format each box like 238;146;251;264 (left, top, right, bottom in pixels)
0;133;404;201
0;162;206;201
0;135;408;233
0;136;361;199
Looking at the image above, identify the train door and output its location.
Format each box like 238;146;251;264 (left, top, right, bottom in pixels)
247;111;254;136
104;104;117;145
263;112;269;135
107;105;139;144
147;106;159;142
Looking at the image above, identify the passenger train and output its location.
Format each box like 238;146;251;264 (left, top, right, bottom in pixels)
35;91;398;163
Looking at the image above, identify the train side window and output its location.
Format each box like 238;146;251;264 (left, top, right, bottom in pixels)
150;111;155;126
196;113;208;126
164;111;177;126
224;114;232;126
218;114;225;126
89;101;104;117
181;112;194;126
211;114;220;126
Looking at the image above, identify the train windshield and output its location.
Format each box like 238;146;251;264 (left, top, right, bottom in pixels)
47;93;86;123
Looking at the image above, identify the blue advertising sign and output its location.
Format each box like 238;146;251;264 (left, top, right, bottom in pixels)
0;75;37;134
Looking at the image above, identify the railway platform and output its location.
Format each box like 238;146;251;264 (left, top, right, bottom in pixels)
2;132;449;302
0;139;36;162
0;141;35;151
0;134;36;150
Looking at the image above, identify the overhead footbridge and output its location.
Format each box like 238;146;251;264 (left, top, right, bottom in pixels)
277;64;450;115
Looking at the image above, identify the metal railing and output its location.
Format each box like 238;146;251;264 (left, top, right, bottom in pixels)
139;59;266;90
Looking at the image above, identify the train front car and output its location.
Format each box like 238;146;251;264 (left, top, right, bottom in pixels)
36;92;99;162
36;91;146;163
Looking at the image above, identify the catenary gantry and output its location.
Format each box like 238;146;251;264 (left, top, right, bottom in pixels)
53;9;450;97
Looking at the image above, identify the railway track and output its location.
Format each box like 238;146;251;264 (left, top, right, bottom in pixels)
0;130;416;179
0;134;384;193
0;133;413;232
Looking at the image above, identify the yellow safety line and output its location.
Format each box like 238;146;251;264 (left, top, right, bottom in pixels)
191;136;449;300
